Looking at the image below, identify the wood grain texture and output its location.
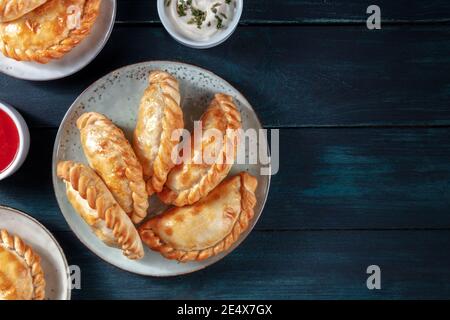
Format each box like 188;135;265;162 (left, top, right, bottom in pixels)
1;26;450;128
0;1;449;300
1;128;450;232
116;0;450;23
54;229;450;299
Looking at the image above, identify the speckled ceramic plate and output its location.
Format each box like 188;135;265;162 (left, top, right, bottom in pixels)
0;206;71;300
0;0;116;81
52;61;270;276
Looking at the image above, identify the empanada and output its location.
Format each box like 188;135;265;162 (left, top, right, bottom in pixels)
57;161;144;260
133;71;184;195
140;172;257;262
0;229;45;300
0;0;101;63
77;112;149;224
0;0;47;22
158;93;241;207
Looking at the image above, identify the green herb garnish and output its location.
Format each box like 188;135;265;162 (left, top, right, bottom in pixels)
177;0;229;29
191;6;206;28
177;1;187;16
215;15;223;29
176;0;192;17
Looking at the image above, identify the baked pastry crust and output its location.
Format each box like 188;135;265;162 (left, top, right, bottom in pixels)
140;172;257;262
0;229;46;300
77;112;149;224
133;71;184;195
0;0;47;22
0;0;101;63
57;161;144;260
158;93;241;207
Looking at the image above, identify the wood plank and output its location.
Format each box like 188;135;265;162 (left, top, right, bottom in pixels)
271;127;450;230
1;25;450;128
116;0;450;23
53;230;450;299
2;127;450;231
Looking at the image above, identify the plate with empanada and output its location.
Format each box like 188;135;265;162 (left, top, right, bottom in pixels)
52;61;271;276
0;205;70;300
0;0;116;80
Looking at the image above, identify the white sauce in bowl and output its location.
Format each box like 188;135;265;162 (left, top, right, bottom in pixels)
165;0;237;41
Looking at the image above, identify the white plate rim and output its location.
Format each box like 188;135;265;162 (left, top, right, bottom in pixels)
0;205;71;300
52;60;271;277
0;0;117;81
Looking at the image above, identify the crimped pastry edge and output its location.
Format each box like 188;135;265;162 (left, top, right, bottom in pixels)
157;93;242;206
143;71;184;194
0;229;46;300
57;161;144;260
0;0;101;63
139;172;258;262
76;112;149;224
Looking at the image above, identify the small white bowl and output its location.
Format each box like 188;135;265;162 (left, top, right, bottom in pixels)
0;101;30;181
157;0;243;49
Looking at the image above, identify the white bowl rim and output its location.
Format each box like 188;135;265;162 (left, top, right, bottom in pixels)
52;60;271;277
157;0;244;49
0;100;30;180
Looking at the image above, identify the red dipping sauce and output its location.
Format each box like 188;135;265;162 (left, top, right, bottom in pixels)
0;108;20;173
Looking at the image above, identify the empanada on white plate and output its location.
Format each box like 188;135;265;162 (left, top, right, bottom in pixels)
0;229;46;300
0;0;47;22
133;71;184;195
0;0;101;63
140;172;257;262
77;112;149;224
57;161;144;260
158;93;241;207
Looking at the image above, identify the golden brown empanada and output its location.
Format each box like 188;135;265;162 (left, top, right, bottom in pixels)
0;0;101;63
77;112;149;224
140;172;257;262
133;71;184;195
57;161;144;260
0;229;45;300
158;93;241;207
0;0;47;22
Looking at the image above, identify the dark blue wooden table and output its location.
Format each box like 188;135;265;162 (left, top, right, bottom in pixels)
1;0;450;299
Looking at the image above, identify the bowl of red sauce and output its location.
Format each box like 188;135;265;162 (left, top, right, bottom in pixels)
0;100;30;180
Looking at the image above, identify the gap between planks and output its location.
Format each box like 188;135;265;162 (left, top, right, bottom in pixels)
114;20;450;27
30;124;450;130
255;228;450;232
49;228;450;233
